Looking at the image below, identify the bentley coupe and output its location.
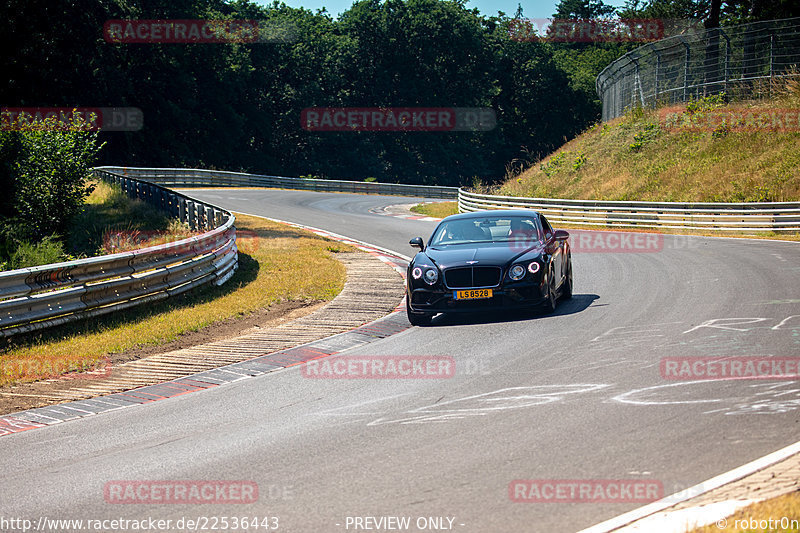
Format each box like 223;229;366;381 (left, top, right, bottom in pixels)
406;210;572;325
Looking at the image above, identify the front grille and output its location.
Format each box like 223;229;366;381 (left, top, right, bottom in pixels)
444;268;472;288
444;266;502;289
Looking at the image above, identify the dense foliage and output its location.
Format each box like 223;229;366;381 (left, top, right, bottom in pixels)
0;116;101;268
1;0;604;187
1;0;794;191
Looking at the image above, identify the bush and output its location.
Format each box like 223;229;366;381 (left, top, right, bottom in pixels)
0;113;102;267
686;93;726;115
6;114;102;240
629;123;660;152
8;236;67;269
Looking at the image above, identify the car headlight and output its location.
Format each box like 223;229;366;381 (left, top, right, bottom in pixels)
423;268;439;285
412;267;423;279
509;264;526;280
528;261;541;274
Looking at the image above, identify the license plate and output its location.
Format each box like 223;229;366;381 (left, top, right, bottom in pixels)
454;289;493;300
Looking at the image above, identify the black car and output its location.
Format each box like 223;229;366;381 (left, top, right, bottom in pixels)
406;210;572;325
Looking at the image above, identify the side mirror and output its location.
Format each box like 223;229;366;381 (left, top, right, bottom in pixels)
409;237;424;250
553;229;570;241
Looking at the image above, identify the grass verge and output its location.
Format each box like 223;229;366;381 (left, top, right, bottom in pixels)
689;491;800;532
410;202;458;218
498;86;800;203
0;214;352;387
67;180;198;257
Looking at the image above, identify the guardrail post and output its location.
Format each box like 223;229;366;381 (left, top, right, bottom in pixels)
168;193;177;217
196;203;204;230
187;200;196;230
178;197;186;224
205;206;214;231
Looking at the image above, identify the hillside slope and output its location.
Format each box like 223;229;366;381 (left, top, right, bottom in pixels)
499;86;800;203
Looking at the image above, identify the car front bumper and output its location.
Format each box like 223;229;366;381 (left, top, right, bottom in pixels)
407;285;547;314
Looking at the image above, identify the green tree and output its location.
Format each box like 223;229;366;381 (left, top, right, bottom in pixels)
546;0;635;119
0;0;620;187
619;0;800;25
3;115;101;241
553;0;616;18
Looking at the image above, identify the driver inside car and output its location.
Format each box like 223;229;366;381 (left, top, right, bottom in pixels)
445;220;490;242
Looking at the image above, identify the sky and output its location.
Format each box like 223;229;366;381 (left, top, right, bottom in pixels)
254;0;629;20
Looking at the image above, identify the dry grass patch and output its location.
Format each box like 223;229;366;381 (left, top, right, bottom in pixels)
689;491;800;532
0;214;352;387
67;180;185;257
498;88;800;203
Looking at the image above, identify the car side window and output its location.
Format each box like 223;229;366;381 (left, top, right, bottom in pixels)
540;216;553;240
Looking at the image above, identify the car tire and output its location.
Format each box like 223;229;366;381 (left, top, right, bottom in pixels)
542;269;558;314
562;258;573;300
406;304;433;326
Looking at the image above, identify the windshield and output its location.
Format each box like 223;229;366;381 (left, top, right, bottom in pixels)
429;215;542;246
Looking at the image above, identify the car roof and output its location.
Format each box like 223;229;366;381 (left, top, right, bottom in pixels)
439;209;542;222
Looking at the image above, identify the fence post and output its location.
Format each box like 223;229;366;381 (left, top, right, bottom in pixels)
722;29;730;94
654;48;661;106
682;37;690;102
633;57;645;108
770;31;775;79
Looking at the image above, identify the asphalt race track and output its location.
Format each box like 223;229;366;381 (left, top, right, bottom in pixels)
2;188;800;533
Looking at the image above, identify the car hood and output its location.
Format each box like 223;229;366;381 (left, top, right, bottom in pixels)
424;242;544;270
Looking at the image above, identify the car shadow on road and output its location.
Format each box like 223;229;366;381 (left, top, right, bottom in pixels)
424;293;600;327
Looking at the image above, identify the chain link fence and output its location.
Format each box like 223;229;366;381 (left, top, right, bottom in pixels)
597;17;800;121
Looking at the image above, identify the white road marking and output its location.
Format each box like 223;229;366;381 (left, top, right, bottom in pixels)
366;384;610;426
682;318;769;334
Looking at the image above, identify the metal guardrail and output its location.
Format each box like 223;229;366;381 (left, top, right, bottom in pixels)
0;169;238;337
114;166;799;232
458;189;800;232
597;17;800;121
4;162;794;338
97;166;459;200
